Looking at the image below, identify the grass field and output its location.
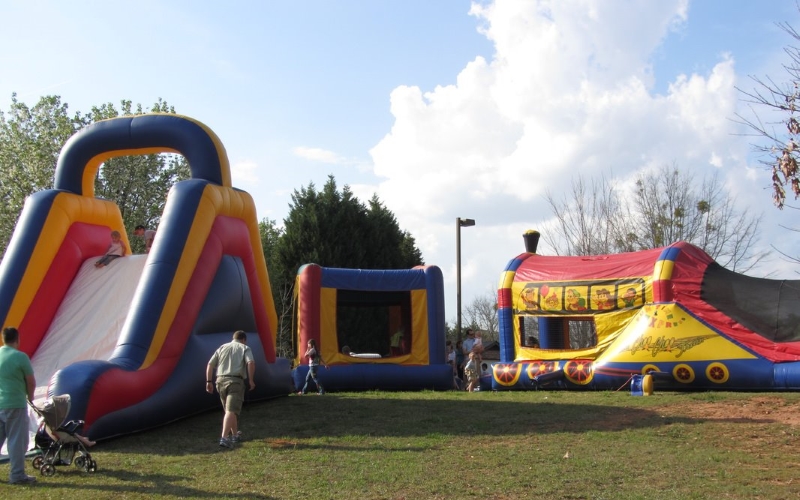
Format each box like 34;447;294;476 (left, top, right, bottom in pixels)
2;389;799;499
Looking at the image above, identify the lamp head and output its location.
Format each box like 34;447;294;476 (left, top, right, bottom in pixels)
458;218;476;227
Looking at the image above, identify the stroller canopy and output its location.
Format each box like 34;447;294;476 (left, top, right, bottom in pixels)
34;395;72;431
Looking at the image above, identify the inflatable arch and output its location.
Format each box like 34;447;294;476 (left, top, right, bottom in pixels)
292;264;453;391
492;231;800;391
0;114;292;439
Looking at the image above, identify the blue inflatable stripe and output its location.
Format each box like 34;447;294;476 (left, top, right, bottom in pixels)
55;115;226;194
320;268;427;290
0;190;60;322
423;266;445;364
657;245;682;263
109;179;207;368
498;306;516;362
503;253;531;273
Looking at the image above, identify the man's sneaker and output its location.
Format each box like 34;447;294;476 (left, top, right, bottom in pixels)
219;437;234;449
10;475;37;485
231;431;243;443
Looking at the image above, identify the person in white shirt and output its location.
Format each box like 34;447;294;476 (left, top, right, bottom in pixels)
94;230;127;268
462;329;476;354
206;330;255;448
133;225;157;254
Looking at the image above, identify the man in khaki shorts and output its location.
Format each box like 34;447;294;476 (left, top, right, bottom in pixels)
206;330;255;448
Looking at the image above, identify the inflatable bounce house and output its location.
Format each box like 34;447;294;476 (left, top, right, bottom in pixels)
0;114;292;440
292;264;453;391
492;230;800;391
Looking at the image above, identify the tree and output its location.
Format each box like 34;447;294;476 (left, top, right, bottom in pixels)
365;194;423;269
259;218;293;358
462;288;499;342
544;165;765;272
275;175;423;283
542;174;634;256
735;19;800;210
90;99;190;252
0;94;87;256
631;167;764;272
735;15;800;265
0;95;190;256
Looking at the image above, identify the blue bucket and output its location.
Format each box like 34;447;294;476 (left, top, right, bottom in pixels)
630;374;644;396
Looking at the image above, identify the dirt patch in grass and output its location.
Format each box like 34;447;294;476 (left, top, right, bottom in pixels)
654;396;800;426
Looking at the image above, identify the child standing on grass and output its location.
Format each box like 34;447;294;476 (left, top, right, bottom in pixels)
94;230;127;268
299;339;328;395
464;351;480;392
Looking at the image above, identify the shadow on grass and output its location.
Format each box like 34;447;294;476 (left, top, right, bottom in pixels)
96;393;782;458
11;469;275;499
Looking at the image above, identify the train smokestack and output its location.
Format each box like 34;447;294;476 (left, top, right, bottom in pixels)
523;230;540;253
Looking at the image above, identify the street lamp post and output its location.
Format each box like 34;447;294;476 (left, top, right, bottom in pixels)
456;217;475;340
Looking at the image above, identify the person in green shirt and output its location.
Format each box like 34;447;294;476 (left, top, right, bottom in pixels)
0;326;37;484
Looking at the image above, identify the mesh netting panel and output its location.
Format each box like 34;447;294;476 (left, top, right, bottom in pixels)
702;263;800;343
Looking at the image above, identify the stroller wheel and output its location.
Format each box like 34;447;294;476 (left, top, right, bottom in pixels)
40;463;56;477
32;455;44;470
74;456;86;469
87;459;97;472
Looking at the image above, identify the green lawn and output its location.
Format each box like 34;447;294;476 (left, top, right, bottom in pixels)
2;390;799;499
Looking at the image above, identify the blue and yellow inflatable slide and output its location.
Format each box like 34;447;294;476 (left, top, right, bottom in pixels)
0;114;292;439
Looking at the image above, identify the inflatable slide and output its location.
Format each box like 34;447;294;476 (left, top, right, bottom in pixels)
0;114;292;440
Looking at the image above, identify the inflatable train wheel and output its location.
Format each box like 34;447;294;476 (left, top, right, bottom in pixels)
526;361;557;380
705;362;729;384
493;363;522;387
563;359;594;385
641;364;660;375
673;363;695;383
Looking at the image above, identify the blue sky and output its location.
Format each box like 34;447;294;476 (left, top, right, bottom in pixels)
2;0;799;326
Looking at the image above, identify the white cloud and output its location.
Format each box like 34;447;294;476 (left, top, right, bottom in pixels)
231;159;260;186
293;146;348;164
360;0;797;323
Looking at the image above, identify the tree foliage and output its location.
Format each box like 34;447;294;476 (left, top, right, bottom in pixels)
541;173;631;256
0;95;189;256
462;288;499;343
259;217;293;357
275;175;422;283
544;165;765;272
0;94;87;255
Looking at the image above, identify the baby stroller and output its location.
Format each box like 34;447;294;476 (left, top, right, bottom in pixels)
28;395;97;476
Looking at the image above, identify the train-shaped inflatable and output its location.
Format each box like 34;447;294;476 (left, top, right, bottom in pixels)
492;231;800;391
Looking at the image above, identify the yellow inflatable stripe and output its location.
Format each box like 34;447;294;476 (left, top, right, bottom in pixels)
6;193;125;328
183;115;232;188
319;287;337;363
320;288;431;366
409;289;429;364
654;259;675;281
77;113;233;197
81;148;181;198
499;270;515;290
140;184;275;368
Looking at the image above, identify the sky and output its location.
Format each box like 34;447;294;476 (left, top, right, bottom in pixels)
2;0;800;327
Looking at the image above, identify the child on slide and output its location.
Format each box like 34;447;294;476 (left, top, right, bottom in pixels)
95;230;127;268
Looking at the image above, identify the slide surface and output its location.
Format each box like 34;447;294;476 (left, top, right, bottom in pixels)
32;256;146;401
